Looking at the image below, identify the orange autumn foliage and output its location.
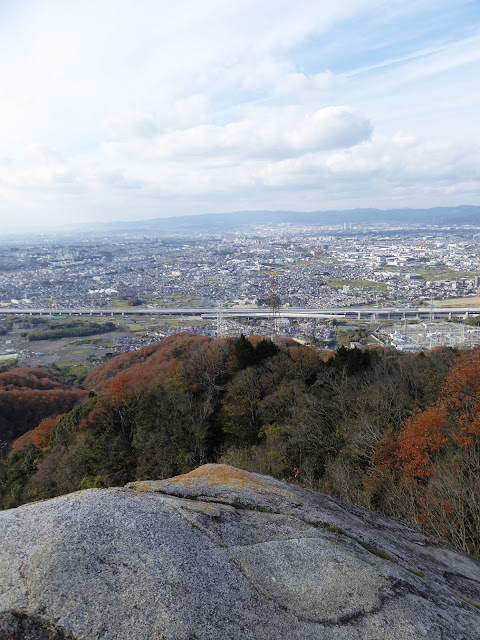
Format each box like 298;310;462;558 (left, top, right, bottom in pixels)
370;425;400;475
396;405;448;478
31;417;58;449
442;350;480;447
85;333;214;393
365;425;402;493
0;387;87;447
380;349;480;481
0;367;65;391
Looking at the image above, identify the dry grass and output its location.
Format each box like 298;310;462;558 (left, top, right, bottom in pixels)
433;297;480;308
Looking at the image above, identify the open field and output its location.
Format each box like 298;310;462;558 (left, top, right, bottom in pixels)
0;318;134;366
0;354;18;361
0;313;217;367
415;267;477;282
156;318;211;327
328;278;387;291
109;300;136;309
295;259;339;270
108;294;207;309
379;266;478;282
433;297;480;307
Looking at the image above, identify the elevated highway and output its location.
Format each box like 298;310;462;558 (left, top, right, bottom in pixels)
1;305;479;321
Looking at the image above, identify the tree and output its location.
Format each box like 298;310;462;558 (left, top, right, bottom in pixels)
31;418;58;450
396;406;448;478
234;334;256;369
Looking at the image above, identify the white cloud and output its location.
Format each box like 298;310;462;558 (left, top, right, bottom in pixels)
173;94;212;125
94;169;147;190
143;106;372;161
105;113;158;140
27;144;65;163
0;0;478;226
2;119;479;222
243;58;344;96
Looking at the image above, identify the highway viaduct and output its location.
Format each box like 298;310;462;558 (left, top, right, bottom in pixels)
1;306;479;321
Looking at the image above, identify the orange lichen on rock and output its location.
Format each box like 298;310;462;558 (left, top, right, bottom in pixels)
130;482;159;493
127;464;294;504
166;464;269;491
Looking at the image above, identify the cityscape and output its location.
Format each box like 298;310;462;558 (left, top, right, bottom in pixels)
1;2;480;637
2;222;480;366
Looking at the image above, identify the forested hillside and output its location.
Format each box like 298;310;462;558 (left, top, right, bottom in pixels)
0;367;86;450
1;333;479;557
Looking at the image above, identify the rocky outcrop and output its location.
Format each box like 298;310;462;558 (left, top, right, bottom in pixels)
1;464;480;639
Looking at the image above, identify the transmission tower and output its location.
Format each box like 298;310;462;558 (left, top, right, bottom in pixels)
268;272;281;336
370;294;380;330
216;305;226;338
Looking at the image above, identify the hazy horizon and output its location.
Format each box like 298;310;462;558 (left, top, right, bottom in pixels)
3;204;480;236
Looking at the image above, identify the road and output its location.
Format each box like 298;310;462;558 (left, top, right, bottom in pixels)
1;305;479;321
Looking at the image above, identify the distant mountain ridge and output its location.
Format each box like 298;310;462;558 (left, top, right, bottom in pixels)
70;205;480;233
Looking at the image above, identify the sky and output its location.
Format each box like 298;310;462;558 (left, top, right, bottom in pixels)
0;0;479;228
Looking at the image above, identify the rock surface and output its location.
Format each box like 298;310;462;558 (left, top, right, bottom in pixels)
0;464;479;640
